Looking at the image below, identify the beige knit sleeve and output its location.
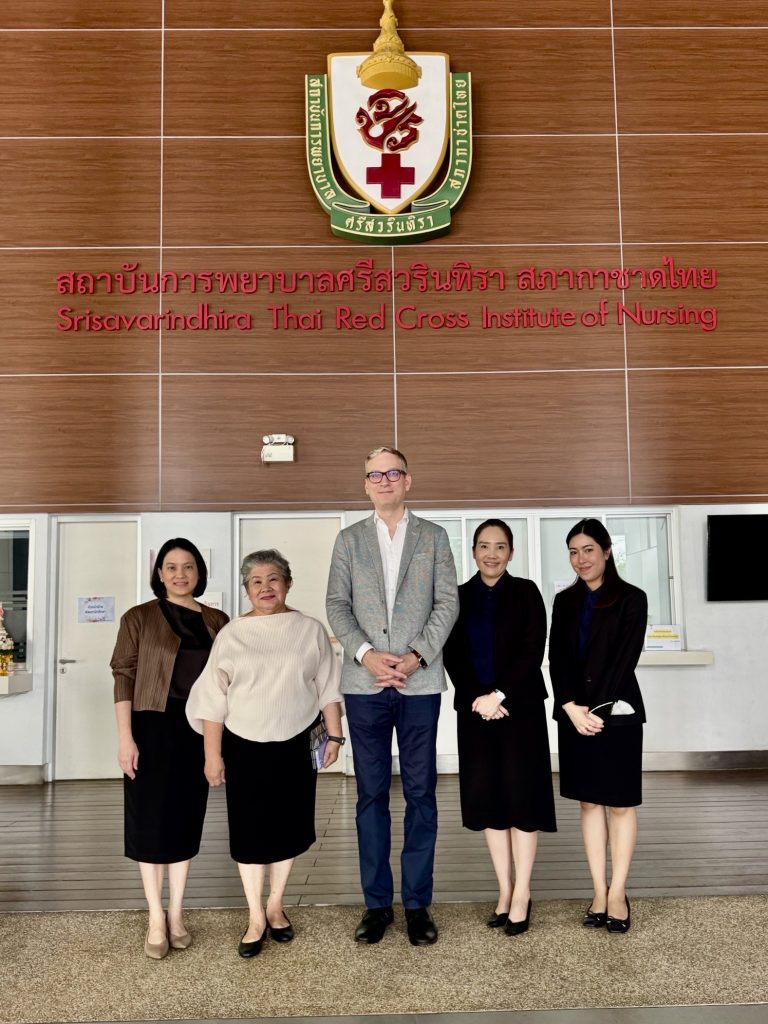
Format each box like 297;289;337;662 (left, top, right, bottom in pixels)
313;623;343;714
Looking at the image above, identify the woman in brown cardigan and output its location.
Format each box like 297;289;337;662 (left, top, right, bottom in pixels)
111;538;228;958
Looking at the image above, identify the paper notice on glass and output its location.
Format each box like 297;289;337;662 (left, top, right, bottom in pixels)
644;625;682;651
198;591;223;611
78;596;116;624
553;579;573;595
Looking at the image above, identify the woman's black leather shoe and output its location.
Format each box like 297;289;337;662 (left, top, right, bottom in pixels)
606;896;631;933
238;927;268;958
487;911;509;929
504;899;532;936
582;907;608;928
269;915;294;943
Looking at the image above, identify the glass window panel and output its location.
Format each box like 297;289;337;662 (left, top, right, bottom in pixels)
428;518;464;578
0;529;29;663
540;518;578;626
465;517;529;584
607;515;671;624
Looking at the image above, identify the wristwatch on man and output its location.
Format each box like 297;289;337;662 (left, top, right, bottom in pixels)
409;648;428;668
327;735;346;746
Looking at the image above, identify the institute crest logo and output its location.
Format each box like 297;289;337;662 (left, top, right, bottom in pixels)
306;0;472;243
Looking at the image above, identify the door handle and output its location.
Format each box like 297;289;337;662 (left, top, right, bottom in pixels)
59;658;77;664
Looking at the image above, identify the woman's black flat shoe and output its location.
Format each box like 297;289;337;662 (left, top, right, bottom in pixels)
504;899;532;936
238;927;268;958
606;896;631;933
487;911;509;929
269;915;295;943
582;907;608;928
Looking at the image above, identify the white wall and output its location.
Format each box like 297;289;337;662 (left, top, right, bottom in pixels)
140;513;234;614
2;505;767;777
635;504;768;752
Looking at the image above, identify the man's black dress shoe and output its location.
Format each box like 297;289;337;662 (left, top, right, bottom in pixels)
486;911;509;929
405;907;438;946
582;906;608;928
606;896;631;933
504;899;532;936
238;926;268;958
269;914;294;943
354;907;394;944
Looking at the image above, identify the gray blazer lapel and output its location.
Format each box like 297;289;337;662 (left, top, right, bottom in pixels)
396;515;422;594
363;516;387;606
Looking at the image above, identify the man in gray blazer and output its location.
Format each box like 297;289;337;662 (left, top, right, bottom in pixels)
326;446;459;946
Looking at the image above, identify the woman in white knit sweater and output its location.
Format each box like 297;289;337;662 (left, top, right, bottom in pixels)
186;549;343;958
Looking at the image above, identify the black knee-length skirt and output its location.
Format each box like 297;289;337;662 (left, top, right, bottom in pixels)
222;717;319;864
457;701;557;833
558;718;643;807
124;697;209;863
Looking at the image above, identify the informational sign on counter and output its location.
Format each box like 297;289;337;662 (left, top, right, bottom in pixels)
645;625;683;651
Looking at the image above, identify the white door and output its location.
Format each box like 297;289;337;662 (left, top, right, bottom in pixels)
55;520;138;779
239;516;345;771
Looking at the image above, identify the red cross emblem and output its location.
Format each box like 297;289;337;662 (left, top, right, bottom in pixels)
366;153;416;199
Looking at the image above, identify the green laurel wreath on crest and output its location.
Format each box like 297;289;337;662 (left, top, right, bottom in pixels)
306;73;472;244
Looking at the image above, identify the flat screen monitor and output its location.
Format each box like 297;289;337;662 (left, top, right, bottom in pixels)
707;514;768;601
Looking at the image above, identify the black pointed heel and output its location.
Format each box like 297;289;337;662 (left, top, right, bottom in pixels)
487;911;509;929
504;899;532;936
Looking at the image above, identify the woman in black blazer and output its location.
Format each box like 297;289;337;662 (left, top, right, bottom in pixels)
444;520;556;937
549;519;647;933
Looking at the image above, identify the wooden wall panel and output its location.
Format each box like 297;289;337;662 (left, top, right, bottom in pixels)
615;30;768;133
397;372;630;504
620;137;768;242
0;32;161;136
162;137;620;247
435;138;620;246
629;370;768;500
622;246;760;369
164;30;369;138
161;376;394;507
393;246;624;373
3;2;768;510
163;29;614;138
0;252;160;374
0;141;160;246
160;249;395;374
164;1;611;30
0;378;158;507
1;2;161;28
162;139;325;246
416;31;615;136
613;2;768;27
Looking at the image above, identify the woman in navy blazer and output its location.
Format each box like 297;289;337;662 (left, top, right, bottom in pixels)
549;519;647;933
444;520;556;937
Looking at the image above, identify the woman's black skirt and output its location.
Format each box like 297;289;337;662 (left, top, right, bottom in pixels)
124;697;209;863
457;700;557;833
558;718;643;807
222;717;319;864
